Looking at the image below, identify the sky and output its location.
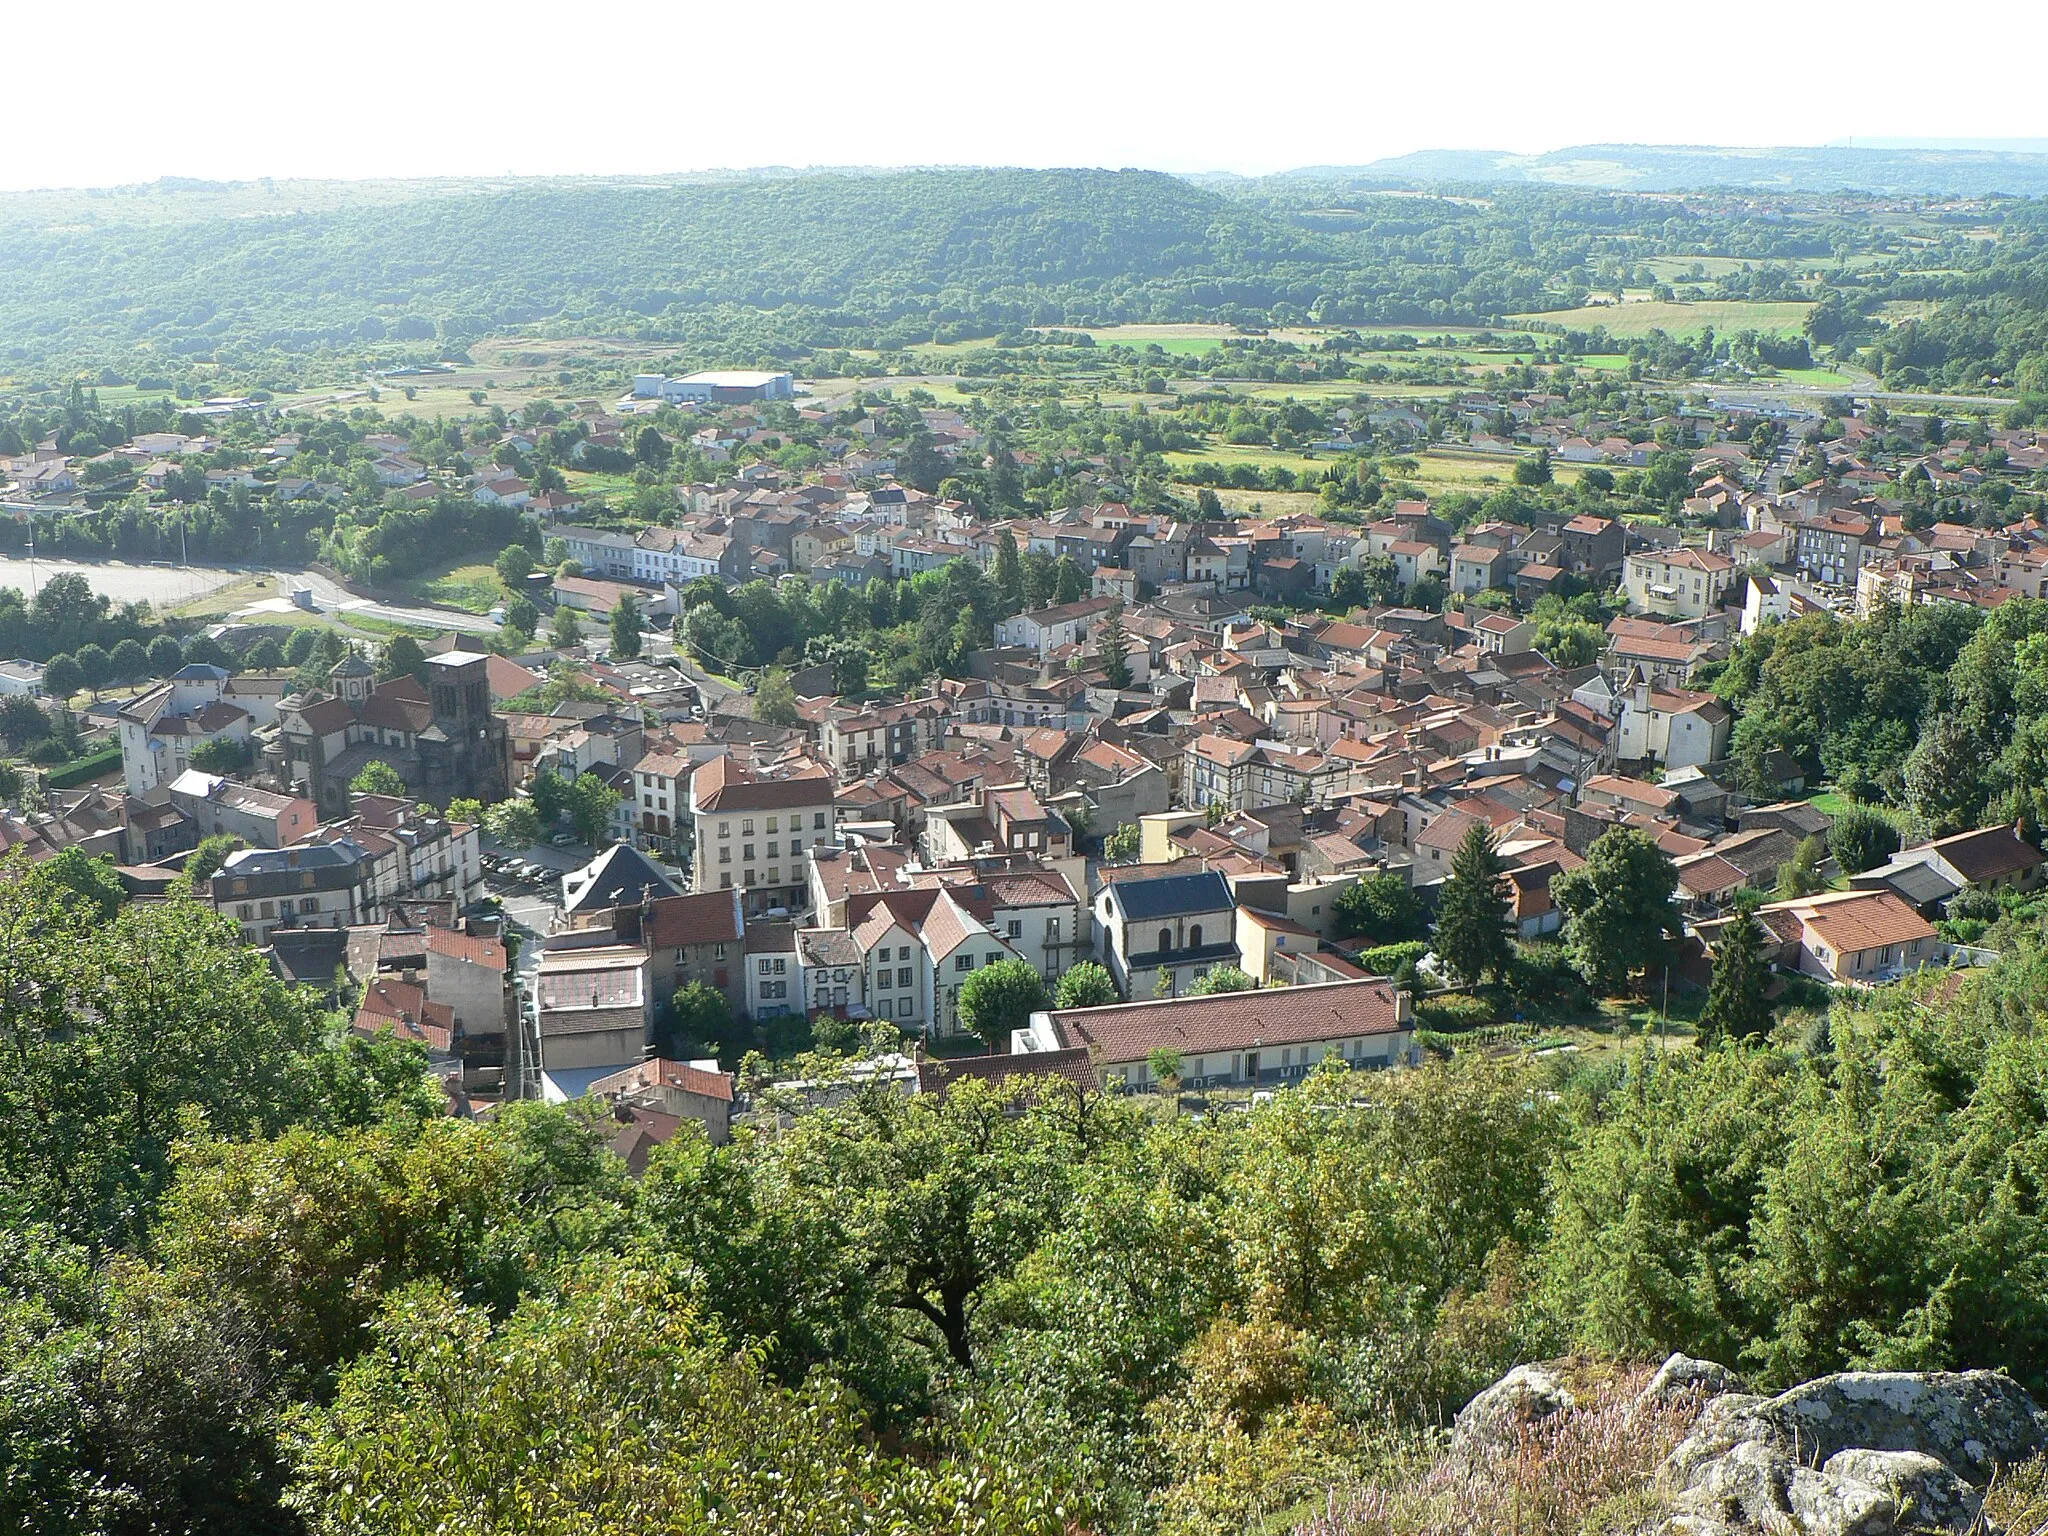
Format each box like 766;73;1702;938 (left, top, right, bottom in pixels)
11;0;2048;191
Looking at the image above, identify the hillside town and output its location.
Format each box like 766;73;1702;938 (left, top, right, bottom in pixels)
1;362;2045;1160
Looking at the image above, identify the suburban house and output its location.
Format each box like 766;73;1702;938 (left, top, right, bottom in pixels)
1613;673;1732;769
1849;823;2046;910
118;665;254;793
993;596;1120;657
1621;547;1737;620
636;889;748;1014
1012;976;1417;1090
1755;889;1944;985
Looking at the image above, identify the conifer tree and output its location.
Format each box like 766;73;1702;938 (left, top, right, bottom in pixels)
1698;907;1773;1047
1435;823;1513;986
1096;605;1132;690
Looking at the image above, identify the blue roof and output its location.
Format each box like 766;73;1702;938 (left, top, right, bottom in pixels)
172;663;230;681
1108;870;1232;922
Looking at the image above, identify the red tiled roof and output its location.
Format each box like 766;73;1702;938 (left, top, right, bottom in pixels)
643;890;743;949
425;927;507;970
1048;977;1409;1064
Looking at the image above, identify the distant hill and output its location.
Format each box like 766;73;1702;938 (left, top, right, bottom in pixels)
1267;142;2048;197
0;168;1337;372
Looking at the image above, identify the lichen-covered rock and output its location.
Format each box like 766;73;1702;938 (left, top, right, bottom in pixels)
1640;1354;1746;1407
1763;1371;2048;1477
1784;1465;1895;1536
1821;1450;1976;1532
1654;1369;2047;1535
1447;1363;1575;1463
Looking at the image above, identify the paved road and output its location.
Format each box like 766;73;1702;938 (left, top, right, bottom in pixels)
281;569;503;636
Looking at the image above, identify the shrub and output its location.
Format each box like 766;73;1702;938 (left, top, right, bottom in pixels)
1360;940;1428;976
1296;1364;1703;1536
1415;993;1498;1033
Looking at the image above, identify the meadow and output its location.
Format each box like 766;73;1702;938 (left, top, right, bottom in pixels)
1509;299;1815;338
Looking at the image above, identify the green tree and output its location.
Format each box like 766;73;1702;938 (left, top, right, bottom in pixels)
291;1264;1068;1536
484;798;542;846
753;666;801;727
0;877;343;1247
1103;823;1140;862
1434;823;1514;987
350;760;408;798
379;635;428;685
445;798;484;826
1904;712;1987;837
956;957;1049;1052
1332;871;1426;942
563;773;621;845
1775;834;1829;899
182;635;236;671
1697;908;1774;1048
494;543;535;587
146;634;185;675
155;1107;628;1381
183;834;246;888
666;980;736;1057
551;605;584;648
993;530;1023;609
1147;1046;1185;1105
609;595;644;660
1828;803;1902;875
30;847;129;923
503;595;539;639
108;637;150;682
1552;827;1684;995
240;638;284;671
1187;964;1256;996
1512;447;1554;486
188;735;253;774
1053;961;1118;1009
73;643;111;696
1096;604;1132;690
528;770;570;831
1535;617;1603;669
1052;555;1087;605
43;652;83;699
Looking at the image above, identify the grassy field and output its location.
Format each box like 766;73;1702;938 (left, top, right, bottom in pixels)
1083;323;1338;353
1640;255;1762;280
1162;444;1330;478
410;562;505;615
1416;447;1585;490
1176;487;1326;518
1772;366;1858;389
1510;299;1814;338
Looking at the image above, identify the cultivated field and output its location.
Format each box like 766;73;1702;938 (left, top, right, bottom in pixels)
1509;299;1815;338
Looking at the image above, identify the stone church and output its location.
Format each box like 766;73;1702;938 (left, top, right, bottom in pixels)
270;651;509;817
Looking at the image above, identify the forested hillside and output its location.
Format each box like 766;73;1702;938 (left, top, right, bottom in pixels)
3;160;2048;405
0;169;1334;368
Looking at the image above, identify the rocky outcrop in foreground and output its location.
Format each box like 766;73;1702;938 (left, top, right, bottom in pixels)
1448;1357;2048;1535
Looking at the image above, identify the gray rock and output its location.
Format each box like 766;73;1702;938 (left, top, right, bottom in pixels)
1642;1353;1747;1407
1447;1363;1575;1463
1654;1369;2048;1535
1785;1465;1895;1535
1765;1371;2048;1477
1821;1450;1976;1532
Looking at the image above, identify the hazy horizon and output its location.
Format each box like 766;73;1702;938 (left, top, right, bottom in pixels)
10;0;2048;194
